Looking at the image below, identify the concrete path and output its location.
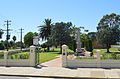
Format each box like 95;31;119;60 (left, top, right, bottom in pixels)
41;55;62;67
0;67;120;78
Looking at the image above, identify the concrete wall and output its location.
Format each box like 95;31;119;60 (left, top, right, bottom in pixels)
62;44;120;68
0;45;36;67
66;59;120;68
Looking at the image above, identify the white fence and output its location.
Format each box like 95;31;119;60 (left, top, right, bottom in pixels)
66;59;120;68
0;46;36;67
62;45;120;68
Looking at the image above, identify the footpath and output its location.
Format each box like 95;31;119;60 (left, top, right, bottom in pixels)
41;55;62;67
0;66;120;79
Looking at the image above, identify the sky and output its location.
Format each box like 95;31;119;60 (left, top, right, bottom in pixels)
0;0;120;42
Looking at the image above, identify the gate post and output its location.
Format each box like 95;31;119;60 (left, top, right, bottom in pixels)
62;45;68;67
30;45;36;66
96;50;101;68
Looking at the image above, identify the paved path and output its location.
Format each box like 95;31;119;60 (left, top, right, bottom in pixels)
0;67;120;78
41;55;62;67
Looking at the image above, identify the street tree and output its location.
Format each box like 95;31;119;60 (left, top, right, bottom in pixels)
24;32;34;47
49;22;73;53
97;13;120;52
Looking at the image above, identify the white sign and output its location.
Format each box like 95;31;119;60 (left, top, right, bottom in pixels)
33;36;39;45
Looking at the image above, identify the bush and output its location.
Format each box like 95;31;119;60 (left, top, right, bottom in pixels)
0;43;5;50
85;39;93;52
118;48;120;51
68;40;76;52
101;53;120;59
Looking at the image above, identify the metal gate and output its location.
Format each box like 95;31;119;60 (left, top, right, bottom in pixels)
35;47;40;65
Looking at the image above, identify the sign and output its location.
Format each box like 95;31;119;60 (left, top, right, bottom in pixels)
33;36;39;45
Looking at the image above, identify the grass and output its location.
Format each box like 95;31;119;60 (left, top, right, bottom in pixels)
39;51;60;63
93;48;120;59
39;48;74;63
93;48;120;54
6;48;73;63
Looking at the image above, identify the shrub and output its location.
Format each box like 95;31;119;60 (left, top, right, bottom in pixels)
85;39;93;52
0;43;5;50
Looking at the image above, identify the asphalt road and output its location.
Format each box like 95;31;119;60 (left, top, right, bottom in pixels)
0;76;65;79
0;48;29;53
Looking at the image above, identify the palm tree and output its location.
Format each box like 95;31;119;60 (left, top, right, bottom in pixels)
38;19;52;51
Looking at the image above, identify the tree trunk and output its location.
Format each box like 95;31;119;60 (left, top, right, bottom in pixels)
47;46;50;52
60;44;62;54
107;48;110;53
106;44;110;53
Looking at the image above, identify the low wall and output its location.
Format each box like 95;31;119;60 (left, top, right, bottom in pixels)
0;59;5;66
6;59;30;66
66;59;120;68
0;46;36;67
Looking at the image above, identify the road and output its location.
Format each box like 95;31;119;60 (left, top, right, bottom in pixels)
0;48;30;53
0;76;64;79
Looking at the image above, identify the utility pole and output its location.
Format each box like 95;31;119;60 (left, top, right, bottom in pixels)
19;28;24;51
4;20;11;51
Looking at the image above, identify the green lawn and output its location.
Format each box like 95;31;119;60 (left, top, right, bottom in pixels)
8;48;74;63
39;48;74;63
93;48;120;59
93;48;119;54
39;51;60;64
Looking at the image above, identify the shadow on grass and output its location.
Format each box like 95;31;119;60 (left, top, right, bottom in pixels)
106;52;120;54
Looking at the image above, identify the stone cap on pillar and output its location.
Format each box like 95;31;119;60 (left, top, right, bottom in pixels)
30;45;36;50
62;44;68;49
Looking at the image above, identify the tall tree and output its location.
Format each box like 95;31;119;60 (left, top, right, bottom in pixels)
38;18;52;51
97;13;120;52
50;22;73;53
24;32;34;47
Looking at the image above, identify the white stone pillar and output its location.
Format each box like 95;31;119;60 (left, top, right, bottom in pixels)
96;50;101;68
62;45;68;67
4;51;8;66
76;28;82;53
29;45;36;66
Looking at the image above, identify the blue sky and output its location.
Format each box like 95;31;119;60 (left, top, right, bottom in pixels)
0;0;120;42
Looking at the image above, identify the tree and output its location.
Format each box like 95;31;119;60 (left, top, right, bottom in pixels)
97;13;120;53
88;32;96;41
38;19;52;51
41;42;47;51
12;36;16;42
10;41;14;47
2;40;10;49
24;32;35;47
0;42;4;50
50;22;73;53
34;32;39;36
15;41;25;48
